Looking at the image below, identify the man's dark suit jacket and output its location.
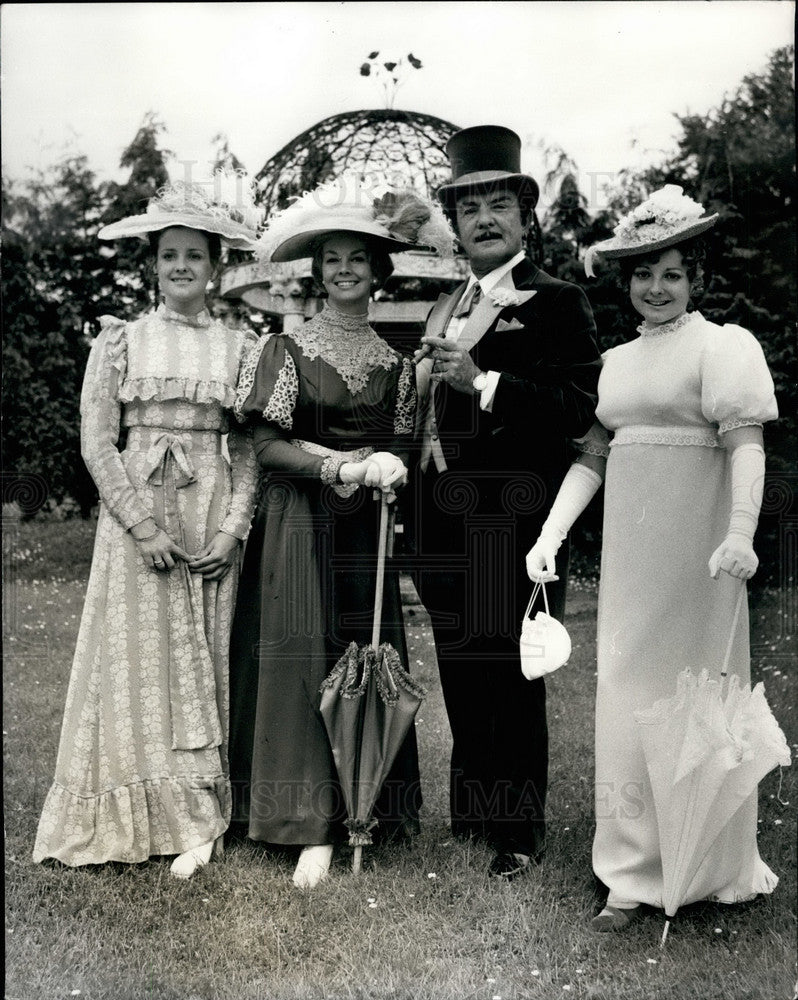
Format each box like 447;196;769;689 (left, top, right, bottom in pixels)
412;254;600;858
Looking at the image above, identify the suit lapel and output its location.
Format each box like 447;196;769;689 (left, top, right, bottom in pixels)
416;286;466;400
457;268;537;355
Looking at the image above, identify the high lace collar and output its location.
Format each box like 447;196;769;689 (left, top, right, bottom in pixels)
637;310;699;338
157;303;212;328
292;303;398;394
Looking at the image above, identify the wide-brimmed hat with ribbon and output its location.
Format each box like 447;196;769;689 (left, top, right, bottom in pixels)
256;176;455;263
436;125;539;210
584;184;717;277
98;172;263;251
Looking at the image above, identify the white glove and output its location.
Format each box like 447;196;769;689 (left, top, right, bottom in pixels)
339;452;407;492
368;451;408;489
709;443;764;580
526;462;603;582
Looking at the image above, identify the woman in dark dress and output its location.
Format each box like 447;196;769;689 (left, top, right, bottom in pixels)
229;179;453;887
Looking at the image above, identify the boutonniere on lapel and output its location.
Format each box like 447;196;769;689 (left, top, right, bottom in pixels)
489;287;522;309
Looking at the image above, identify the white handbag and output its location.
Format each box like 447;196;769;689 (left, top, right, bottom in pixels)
520;581;572;680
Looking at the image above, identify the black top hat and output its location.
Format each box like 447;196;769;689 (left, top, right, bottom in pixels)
437;125;539;209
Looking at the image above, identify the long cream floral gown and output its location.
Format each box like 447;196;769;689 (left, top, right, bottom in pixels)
33;305;258;866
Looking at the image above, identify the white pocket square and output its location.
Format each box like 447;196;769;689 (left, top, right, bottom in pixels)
496;317;525;332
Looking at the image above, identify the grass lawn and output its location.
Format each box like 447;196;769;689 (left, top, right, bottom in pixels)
4;519;797;1000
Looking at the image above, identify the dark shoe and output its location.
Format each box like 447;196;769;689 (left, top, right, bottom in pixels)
590;904;642;932
488;851;531;880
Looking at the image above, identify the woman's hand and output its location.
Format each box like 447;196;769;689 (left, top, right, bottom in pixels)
709;533;759;580
339;453;407;492
187;531;240;582
367;452;408;490
526;537;560;583
131;519;190;572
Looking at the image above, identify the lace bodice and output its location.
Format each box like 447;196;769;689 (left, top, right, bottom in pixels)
80;309;258;536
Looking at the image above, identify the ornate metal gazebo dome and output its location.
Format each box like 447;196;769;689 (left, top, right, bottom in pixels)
221;108;468;331
255;108;461;218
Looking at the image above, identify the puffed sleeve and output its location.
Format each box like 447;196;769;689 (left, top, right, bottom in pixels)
80;316;151;530
233;333;325;479
219;333;259;540
700;324;778;435
233;332;298;430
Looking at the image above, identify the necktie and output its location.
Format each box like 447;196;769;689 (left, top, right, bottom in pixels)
453;281;482;319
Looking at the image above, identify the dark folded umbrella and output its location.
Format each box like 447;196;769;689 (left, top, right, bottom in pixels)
320;492;426;873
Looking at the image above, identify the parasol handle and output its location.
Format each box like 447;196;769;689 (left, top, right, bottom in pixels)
720;583;747;680
371;492;392;650
660;919;671;949
353;845;363;875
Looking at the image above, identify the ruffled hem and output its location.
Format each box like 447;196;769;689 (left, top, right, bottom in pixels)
33;775;231;867
118;377;236;407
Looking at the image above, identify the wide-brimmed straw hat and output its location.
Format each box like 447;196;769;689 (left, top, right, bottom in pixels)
436;125;539;210
584;185;717;277
256;176;455;263
98;172;263;251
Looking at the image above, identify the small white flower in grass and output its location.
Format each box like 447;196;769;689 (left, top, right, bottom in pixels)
427;872;437;879
563;987;573;993
774;819;783;825
647;958;658;965
487;978;496;984
531;970;540;977
368;902;378;909
367;897;376;903
576;968;583;973
407;893;415;897
714;928;723;934
71;992;81;997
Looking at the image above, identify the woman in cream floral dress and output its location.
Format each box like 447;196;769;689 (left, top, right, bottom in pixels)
33;180;260;878
527;186;780;931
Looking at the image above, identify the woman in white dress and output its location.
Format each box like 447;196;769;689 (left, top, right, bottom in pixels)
526;186;779;930
33;179;260;878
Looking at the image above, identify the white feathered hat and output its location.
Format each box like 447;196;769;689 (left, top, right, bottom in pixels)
584;185;717;277
98;171;263;251
256;176;455;263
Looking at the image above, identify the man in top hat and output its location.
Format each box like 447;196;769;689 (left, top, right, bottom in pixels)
412;125;601;877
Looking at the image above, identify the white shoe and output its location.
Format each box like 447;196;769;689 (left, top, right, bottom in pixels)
292;844;333;889
170;838;218;880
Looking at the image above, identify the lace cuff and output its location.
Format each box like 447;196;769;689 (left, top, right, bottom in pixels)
719;418;764;436
291;439;373;498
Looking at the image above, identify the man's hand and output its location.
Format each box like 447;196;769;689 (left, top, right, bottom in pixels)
422;335;481;394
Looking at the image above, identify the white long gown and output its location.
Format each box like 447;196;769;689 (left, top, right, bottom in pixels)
586;310;779;908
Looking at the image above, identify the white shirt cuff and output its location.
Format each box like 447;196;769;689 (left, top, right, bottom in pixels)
479;370;501;411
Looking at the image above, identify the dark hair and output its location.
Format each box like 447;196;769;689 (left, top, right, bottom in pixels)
311;235;394;291
444;180;537;234
148;227;222;265
618;237;708;294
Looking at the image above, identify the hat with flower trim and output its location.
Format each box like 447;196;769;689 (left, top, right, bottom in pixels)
98;172;263;250
256;176;455;263
584;185;717;277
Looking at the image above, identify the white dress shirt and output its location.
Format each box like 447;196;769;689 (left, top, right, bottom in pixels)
444;250;526;411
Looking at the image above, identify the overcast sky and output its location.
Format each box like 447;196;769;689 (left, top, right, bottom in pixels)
2;1;794;211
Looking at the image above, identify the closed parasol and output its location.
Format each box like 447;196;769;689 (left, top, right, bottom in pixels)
634;585;791;945
320;492;426;873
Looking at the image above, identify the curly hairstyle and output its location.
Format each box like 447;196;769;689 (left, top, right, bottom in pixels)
148;227;223;265
618;237;708;299
310;236;394;292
